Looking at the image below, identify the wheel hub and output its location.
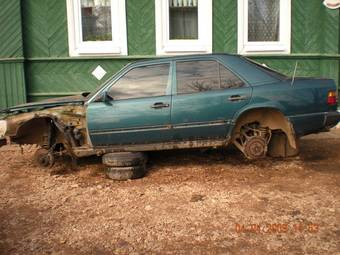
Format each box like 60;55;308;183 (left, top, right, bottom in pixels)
33;148;55;168
244;136;267;159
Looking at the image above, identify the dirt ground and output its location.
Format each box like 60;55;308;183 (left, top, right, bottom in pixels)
0;130;339;255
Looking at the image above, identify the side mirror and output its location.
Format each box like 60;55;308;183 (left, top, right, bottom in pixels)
103;91;113;105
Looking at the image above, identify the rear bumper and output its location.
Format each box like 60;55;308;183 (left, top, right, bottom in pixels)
324;111;340;128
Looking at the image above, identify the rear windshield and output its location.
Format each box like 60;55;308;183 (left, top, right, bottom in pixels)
242;57;288;80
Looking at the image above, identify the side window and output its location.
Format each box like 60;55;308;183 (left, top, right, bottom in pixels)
176;61;220;94
176;60;244;94
108;64;170;100
219;64;245;89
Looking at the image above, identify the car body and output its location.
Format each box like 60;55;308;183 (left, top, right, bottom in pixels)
0;54;339;163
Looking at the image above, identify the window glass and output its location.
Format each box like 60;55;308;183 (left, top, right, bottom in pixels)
108;64;170;100
81;0;112;41
176;61;220;94
169;0;198;39
248;0;280;42
242;57;287;80
219;64;245;89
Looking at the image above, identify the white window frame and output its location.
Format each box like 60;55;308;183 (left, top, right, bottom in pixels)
238;0;291;55
66;0;127;56
155;0;212;55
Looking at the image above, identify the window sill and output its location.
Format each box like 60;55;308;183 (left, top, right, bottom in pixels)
161;45;210;54
239;43;290;55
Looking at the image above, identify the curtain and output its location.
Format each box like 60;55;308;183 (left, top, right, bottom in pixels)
169;0;198;7
81;0;112;41
81;0;110;7
169;0;198;39
248;0;280;42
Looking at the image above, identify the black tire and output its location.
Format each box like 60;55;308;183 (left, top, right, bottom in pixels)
102;152;147;167
106;165;146;181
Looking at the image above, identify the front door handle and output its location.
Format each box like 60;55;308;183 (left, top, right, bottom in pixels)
151;102;170;109
228;95;248;102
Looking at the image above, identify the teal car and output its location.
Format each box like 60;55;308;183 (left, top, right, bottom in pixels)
0;54;339;166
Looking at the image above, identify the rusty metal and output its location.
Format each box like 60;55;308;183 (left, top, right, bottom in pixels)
33;148;55;168
244;136;267;159
2;105;87;159
72;137;231;158
231;108;298;158
233;122;272;159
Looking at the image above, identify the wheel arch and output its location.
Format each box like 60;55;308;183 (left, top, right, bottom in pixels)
10;116;66;148
230;107;297;149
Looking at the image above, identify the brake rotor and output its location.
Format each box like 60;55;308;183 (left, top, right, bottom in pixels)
244;136;267;159
33;148;55;168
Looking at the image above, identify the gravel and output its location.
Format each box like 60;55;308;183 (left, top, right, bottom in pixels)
0;130;339;254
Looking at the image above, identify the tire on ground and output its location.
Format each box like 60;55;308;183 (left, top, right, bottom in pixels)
102;152;147;167
106;165;146;181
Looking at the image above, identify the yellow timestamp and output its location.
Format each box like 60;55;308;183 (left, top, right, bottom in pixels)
235;223;319;234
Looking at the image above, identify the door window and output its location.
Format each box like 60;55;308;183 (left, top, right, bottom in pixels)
219;63;245;89
176;60;244;94
108;64;170;100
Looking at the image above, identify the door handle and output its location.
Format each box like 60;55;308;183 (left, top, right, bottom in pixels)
151;102;170;109
228;95;248;102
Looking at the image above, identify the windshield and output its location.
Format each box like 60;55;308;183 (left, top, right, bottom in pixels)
242;56;288;80
85;63;134;103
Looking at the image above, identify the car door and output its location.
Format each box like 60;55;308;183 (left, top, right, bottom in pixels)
171;59;252;140
87;62;173;146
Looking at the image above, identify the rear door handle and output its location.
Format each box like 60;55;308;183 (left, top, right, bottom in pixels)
228;95;248;102
151;102;170;109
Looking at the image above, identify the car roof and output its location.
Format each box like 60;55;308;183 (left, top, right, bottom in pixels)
129;53;237;65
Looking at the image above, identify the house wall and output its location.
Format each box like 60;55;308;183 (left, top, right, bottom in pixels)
0;0;26;109
0;0;339;107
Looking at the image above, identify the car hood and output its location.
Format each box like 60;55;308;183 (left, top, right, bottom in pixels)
0;95;87;114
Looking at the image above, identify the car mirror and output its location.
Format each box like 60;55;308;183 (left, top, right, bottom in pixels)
103;91;114;105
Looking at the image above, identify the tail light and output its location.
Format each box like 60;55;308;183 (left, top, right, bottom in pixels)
327;90;338;105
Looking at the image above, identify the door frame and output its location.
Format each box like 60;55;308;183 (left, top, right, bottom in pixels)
170;57;251;137
86;60;175;147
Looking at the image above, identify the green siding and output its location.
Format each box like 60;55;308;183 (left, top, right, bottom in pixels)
0;0;26;109
213;0;237;53
0;62;26;108
26;59;131;102
22;0;157;57
0;0;23;58
127;0;156;55
292;0;339;54
21;0;69;58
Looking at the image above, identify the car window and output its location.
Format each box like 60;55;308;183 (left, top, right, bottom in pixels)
176;60;244;94
176;61;220;94
219;64;245;89
242;56;287;80
108;64;170;100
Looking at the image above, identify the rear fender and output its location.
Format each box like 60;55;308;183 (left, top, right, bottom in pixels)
230;107;297;149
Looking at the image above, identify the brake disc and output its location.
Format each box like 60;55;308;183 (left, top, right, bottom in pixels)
243;136;267;159
33;148;55;168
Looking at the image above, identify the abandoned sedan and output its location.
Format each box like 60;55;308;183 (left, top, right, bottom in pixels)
0;54;339;178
